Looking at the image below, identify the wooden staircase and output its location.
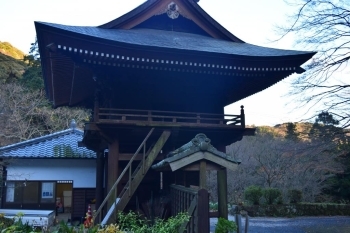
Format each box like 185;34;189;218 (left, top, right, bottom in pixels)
94;129;171;224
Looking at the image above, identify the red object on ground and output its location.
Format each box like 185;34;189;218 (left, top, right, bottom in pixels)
84;204;93;228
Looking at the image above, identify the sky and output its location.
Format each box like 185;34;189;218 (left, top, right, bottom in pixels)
0;0;314;126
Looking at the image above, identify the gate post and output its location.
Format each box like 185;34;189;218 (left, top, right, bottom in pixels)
217;168;228;219
197;189;209;233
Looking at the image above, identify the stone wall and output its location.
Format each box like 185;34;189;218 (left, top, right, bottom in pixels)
231;204;350;217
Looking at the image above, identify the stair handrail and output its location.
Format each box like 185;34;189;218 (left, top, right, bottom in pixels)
94;127;155;222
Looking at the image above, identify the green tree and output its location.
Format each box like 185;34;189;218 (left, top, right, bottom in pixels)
308;112;350;202
0;53;26;83
285;122;300;141
20;39;43;90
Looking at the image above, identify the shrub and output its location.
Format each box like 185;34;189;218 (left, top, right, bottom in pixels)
116;211;189;233
0;213;35;233
262;188;282;205
0;214;14;230
210;202;218;211
288;189;303;203
215;217;237;233
244;185;262;205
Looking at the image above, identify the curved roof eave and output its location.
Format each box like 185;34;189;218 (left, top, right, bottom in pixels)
35;22;316;60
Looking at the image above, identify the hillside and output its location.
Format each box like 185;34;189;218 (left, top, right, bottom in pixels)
0;42;27;83
0;41;25;59
251;122;314;140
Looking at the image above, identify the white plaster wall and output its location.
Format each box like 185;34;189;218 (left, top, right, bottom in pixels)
6;159;96;188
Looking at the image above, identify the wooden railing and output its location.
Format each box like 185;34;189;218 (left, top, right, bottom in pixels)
170;185;209;233
94;106;245;128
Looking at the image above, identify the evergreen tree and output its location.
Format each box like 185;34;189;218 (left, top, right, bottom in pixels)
20;39;43;90
285;122;300;141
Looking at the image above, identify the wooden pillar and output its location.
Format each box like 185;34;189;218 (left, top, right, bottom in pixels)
240;105;245;128
95;150;104;211
217;168;228;220
197;189;209;233
107;140;119;210
199;160;207;189
93;89;99;122
216;143;228;220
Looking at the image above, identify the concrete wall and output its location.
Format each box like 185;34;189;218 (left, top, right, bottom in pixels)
6;158;96;188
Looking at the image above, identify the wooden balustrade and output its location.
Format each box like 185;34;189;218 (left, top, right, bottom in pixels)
94;108;245;128
170;185;209;233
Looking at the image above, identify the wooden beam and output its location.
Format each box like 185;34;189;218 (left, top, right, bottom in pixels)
170;152;203;171
169;151;238;171
118;153;164;161
181;162;222;171
199;160;206;189
204;152;238;171
84;123;113;144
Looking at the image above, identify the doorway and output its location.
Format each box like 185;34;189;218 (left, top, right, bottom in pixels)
56;181;73;222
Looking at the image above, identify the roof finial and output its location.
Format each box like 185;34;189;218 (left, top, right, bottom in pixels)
70;119;77;129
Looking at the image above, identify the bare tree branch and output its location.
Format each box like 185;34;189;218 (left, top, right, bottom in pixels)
278;0;350;126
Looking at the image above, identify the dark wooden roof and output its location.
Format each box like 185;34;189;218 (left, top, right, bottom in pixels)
35;0;316;110
37;22;312;57
99;0;243;42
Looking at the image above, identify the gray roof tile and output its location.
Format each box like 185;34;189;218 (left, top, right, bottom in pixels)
0;128;95;159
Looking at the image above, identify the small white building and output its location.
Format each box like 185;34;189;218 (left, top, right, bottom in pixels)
0;120;97;221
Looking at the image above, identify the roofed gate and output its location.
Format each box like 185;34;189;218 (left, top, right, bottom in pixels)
153;133;240;232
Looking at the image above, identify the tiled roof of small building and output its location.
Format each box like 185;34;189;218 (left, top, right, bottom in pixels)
0;121;95;159
152;133;240;170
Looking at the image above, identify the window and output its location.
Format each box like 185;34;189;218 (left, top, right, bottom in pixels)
5;181;56;204
41;182;55;203
6;181;23;203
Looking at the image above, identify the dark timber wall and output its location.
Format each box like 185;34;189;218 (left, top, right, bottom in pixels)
72;188;96;221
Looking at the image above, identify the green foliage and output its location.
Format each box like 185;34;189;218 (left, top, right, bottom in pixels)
20;39;43;90
0;41;25;60
0;41;26;84
210;202;218;211
116;211;145;232
0;53;26;83
262;188;282;205
0;214;14;231
116;211;189;233
324;171;350;203
288;189;303;204
51;220;99;233
151;213;190;233
0;212;40;233
285;122;300;141
244;185;262;205
315;112;339;126
215;217;237;233
20;65;43;90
